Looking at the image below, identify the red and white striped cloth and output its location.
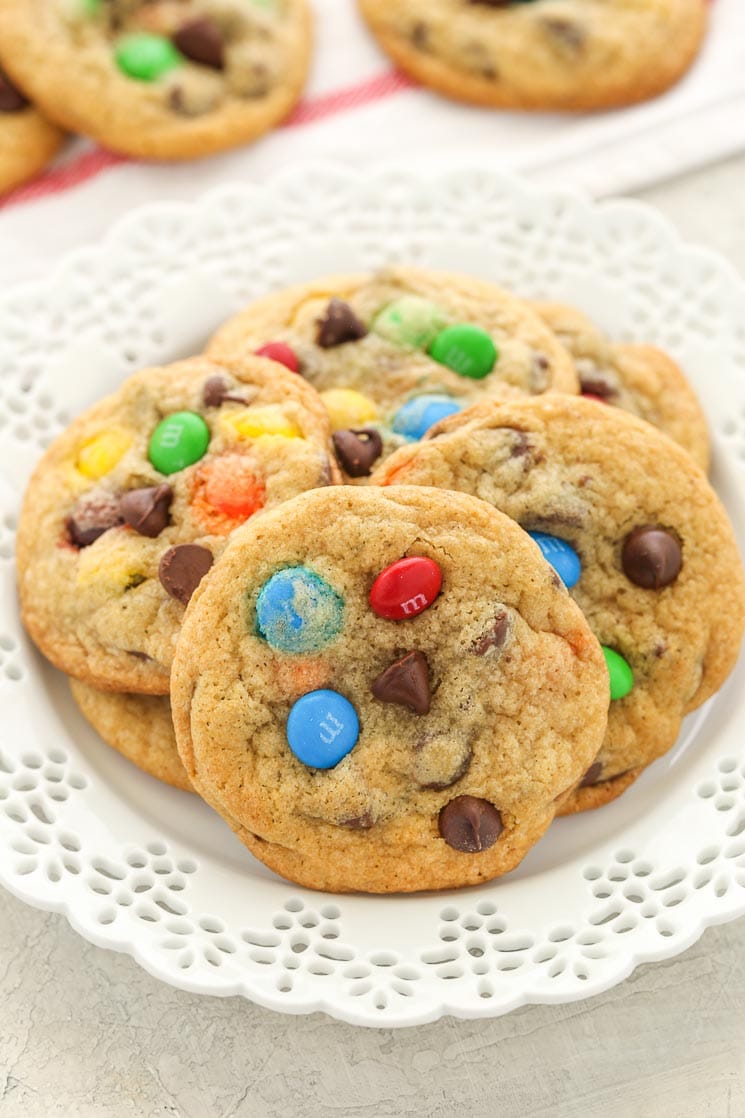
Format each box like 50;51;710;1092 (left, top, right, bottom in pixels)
1;0;744;287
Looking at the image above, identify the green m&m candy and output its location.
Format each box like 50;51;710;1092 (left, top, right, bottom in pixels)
428;323;498;379
602;646;634;701
115;34;184;82
372;296;447;350
149;412;210;475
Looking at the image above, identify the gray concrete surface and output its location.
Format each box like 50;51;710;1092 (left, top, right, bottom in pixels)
3;154;745;1118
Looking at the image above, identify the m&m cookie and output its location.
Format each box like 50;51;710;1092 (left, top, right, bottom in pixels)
535;302;710;470
373;396;745;812
357;0;706;111
170;486;608;893
207;266;579;479
0;0;311;158
0;66;63;194
16;355;337;694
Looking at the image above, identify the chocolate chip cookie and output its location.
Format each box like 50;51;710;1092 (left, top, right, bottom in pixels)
170;485;608;892
70;680;190;792
0;67;63;193
535;302;710;470
373;396;745;813
358;0;707;111
0;0;311;159
17;354;336;694
208;266;579;481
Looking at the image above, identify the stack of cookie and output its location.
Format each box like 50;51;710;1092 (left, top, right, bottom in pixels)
16;265;745;893
0;0;312;190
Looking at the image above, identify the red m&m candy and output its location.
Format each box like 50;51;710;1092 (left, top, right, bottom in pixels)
369;557;442;620
255;342;300;373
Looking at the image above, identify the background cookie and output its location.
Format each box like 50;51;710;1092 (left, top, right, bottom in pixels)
0;67;63;194
374;397;745;813
208;266;578;479
70;680;191;793
17;354;336;695
536;301;710;470
0;0;312;159
358;0;707;111
171;485;608;893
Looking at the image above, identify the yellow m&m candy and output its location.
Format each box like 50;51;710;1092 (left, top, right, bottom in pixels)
320;389;378;432
223;406;301;441
76;429;132;480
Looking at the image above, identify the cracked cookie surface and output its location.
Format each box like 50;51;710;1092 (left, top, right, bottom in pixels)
358;0;706;111
373;396;745;813
17;354;336;694
0;0;311;158
171;485;608;893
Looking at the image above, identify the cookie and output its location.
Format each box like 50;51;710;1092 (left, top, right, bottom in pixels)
17;354;336;695
0;0;311;159
0;67;64;194
170;485;609;893
208;266;579;480
70;680;190;792
358;0;707;111
535;302;710;470
373;396;745;813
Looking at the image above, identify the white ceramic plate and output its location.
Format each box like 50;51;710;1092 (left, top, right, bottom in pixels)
1;165;745;1028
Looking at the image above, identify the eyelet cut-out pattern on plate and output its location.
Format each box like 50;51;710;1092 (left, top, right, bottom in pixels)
1;165;745;1026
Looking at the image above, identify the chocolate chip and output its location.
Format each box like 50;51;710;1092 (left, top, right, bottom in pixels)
202;375;250;407
0;71;27;113
438;796;503;853
470;609;510;656
580;761;603;787
127;650;152;661
120;485;173;538
339;811;375;830
542;17;586;53
579;373;616;400
332;428;383;477
173;18;225;70
410;21;430;48
372;651;430;715
158;544;213;606
67;491;123;548
622;526;682;590
316;299;367;348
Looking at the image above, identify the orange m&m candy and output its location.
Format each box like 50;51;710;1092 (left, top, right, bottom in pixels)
190;454;265;535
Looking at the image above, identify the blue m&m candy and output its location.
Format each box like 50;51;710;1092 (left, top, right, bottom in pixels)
528;532;581;589
256;567;344;653
391;395;462;442
286;690;360;769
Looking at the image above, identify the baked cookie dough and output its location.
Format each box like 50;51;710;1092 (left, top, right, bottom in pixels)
535;302;710;470
17;354;336;694
70;680;191;792
208;266;578;480
0;67;63;193
0;0;311;159
171;485;609;892
374;396;745;813
358;0;707;111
